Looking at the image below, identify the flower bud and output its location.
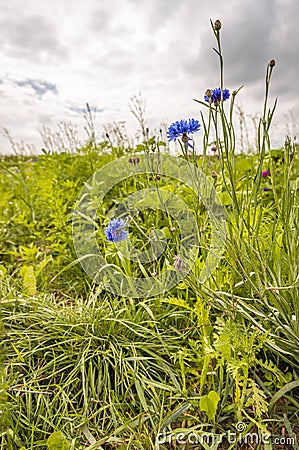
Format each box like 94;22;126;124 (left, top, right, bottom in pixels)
128;157;140;165
214;19;222;31
173;255;184;271
181;133;189;143
269;59;276;67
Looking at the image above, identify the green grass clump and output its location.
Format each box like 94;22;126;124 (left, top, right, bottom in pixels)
1;292;186;447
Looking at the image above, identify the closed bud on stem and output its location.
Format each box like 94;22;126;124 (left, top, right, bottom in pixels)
214;19;222;31
268;59;276;67
173;255;184;271
205;89;213;104
181;133;189;143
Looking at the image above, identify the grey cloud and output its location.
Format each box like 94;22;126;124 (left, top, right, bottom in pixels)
0;14;68;62
89;6;115;35
179;0;299;120
69;106;105;115
188;0;275;88
16;79;58;98
0;0;297;153
127;0;183;29
267;1;299;98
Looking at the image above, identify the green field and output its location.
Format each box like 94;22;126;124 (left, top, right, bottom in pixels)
1;20;299;450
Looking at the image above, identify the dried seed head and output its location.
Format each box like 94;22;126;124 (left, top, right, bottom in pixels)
205;89;213;98
214;19;222;31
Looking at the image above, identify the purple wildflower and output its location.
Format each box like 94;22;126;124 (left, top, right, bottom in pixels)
262;170;270;178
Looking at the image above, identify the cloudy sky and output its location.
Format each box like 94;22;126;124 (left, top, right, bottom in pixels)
0;0;298;153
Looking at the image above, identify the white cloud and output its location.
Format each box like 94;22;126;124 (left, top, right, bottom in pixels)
0;0;298;153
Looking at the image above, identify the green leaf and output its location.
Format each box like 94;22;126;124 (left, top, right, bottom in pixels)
162;297;192;310
0;264;7;278
236;157;253;171
158;403;191;432
217;191;232;206
269;380;299;409
47;431;70;450
200;390;220;421
283;414;299;450
135;379;148;411
20;265;36;296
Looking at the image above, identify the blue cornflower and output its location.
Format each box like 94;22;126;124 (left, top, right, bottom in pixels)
105;218;128;243
167;119;201;142
204;87;230;104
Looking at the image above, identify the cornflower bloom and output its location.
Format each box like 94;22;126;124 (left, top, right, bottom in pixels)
105;218;128;243
167;119;200;142
204;87;230;104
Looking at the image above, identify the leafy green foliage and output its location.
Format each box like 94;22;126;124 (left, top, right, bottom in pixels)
47;431;70;450
0;139;298;448
200;390;220;422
